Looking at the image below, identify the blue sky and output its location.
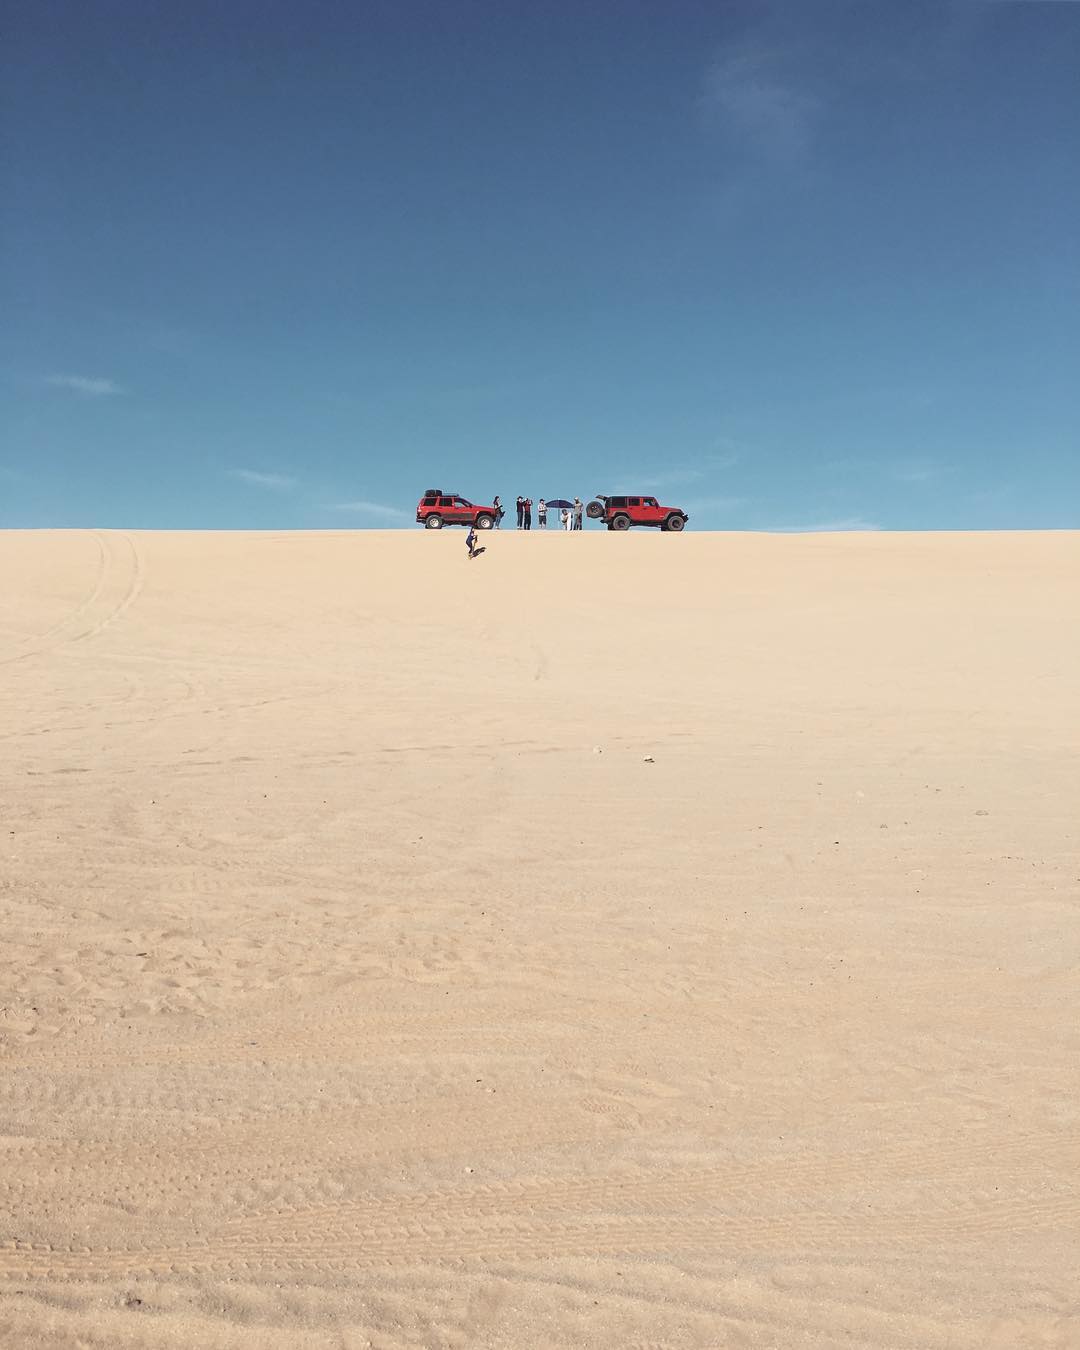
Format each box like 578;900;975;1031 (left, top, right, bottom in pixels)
2;0;1077;530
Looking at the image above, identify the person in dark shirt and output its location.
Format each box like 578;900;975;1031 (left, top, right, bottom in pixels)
515;496;524;528
493;495;503;528
523;497;532;530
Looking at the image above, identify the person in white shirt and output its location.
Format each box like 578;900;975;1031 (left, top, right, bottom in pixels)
538;499;547;529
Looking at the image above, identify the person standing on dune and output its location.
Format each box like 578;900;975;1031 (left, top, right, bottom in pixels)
538;498;547;529
515;496;524;529
573;497;583;530
523;497;533;530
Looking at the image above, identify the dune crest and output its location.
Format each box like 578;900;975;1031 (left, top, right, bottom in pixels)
2;528;1078;1348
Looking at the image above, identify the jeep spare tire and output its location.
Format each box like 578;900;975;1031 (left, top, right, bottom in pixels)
425;515;443;529
611;514;631;531
665;513;686;532
586;500;605;520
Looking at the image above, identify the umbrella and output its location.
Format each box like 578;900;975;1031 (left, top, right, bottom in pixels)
544;498;575;510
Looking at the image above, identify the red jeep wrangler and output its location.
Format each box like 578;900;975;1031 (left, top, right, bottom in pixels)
586;495;689;532
416;489;497;530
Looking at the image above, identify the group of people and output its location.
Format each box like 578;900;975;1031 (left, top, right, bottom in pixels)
498;496;584;530
470;494;584;559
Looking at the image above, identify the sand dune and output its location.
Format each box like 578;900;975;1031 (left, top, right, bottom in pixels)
1;527;1078;1348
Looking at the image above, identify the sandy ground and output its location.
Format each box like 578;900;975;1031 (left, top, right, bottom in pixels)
1;527;1078;1349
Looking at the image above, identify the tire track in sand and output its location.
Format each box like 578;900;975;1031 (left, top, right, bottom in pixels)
2;1130;1078;1281
3;1187;1079;1281
0;531;108;664
0;531;144;666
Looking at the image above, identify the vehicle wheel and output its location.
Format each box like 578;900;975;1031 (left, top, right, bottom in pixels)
611;514;631;531
425;515;443;529
475;514;494;530
586;499;605;520
665;514;686;532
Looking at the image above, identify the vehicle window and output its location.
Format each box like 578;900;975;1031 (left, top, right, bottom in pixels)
610;497;627;508
645;497;657;507
629;497;641;507
423;496;437;505
453;497;470;507
438;497;453;507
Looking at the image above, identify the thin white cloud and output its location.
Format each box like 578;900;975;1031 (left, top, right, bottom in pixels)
703;47;819;161
623;449;742;491
432;374;555;407
330;499;410;523
45;374;125;397
890;458;947;485
631;468;707;488
764;517;882;533
683;495;747;513
229;468;297;492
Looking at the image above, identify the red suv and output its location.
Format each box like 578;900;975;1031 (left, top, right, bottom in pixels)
416;490;497;530
586;495;689;532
